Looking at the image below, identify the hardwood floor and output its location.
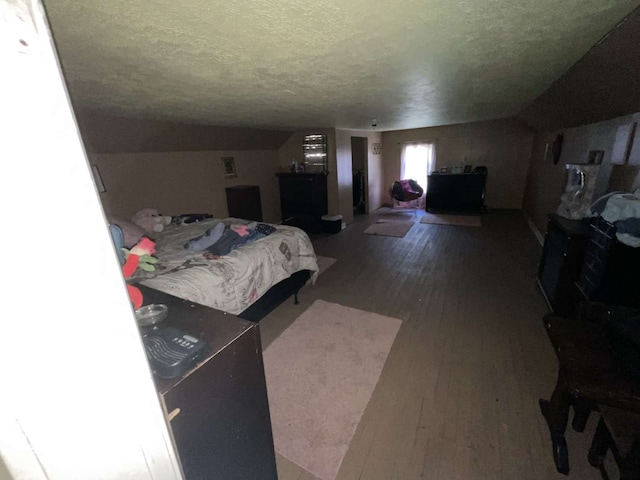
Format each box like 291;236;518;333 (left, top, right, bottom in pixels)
259;208;607;480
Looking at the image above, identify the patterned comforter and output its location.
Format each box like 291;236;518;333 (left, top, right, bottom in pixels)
136;218;318;315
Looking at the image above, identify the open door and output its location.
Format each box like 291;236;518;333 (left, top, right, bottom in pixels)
351;137;368;215
0;1;183;478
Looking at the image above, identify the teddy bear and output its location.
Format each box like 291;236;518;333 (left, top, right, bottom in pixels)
131;208;172;237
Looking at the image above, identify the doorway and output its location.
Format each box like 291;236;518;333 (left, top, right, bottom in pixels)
351;137;368;215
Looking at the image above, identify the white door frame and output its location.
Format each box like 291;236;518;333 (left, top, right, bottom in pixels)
0;1;183;478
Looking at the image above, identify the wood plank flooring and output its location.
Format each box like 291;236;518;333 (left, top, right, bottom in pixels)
259;208;607;480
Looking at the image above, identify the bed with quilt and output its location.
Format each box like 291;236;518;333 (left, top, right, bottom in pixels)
129;217;318;321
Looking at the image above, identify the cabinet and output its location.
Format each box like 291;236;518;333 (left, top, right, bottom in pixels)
537;214;589;318
276;172;328;233
225;185;263;221
139;286;277;480
425;172;486;213
577;216;640;309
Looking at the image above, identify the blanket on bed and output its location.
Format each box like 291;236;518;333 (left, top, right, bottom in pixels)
135;218;318;315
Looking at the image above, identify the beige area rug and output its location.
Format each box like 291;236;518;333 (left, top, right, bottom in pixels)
363;219;414;237
316;255;337;275
420;212;482;227
263;300;402;480
376;207;416;217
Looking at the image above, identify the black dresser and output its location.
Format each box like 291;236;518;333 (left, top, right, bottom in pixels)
225;185;263;221
139;286;277;480
425;172;486;213
577;216;640;309
276;172;328;233
537;214;589;318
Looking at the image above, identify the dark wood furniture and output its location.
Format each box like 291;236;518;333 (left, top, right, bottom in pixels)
276;172;328;234
425;172;486;213
577;216;640;310
537;214;589;318
139;286;278;480
225;185;263;221
538;304;640;476
589;405;640;479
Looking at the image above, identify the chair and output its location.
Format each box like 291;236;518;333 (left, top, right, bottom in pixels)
539;302;640;475
390;179;424;202
588;405;640;479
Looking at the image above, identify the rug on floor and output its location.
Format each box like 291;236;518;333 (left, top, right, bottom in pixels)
363;219;414;237
263;300;402;480
376;207;416;216
420;212;482;227
316;255;337;275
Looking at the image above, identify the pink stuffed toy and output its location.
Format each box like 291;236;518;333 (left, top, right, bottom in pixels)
132;208;172;237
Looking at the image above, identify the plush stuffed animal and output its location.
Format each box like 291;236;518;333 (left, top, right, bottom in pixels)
122;237;157;309
132;208;172;236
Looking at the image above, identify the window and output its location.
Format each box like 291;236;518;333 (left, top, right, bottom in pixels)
398;142;434;207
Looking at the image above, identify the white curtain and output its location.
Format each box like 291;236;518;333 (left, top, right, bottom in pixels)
396;142;435;208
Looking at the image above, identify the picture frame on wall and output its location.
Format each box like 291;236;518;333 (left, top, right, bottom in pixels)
221;156;237;179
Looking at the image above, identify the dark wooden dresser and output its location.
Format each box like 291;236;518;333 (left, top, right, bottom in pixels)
139;286;277;480
577;216;640;309
225;185;263;221
537;214;589;318
425;172;486;213
276;172;328;233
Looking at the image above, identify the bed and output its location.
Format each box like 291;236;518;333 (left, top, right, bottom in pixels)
130;217;319;321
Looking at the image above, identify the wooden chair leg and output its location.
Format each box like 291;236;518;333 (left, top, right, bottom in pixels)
588;417;611;468
572;399;592;433
619;438;640;480
539;371;572;475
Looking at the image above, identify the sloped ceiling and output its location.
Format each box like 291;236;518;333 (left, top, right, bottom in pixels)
44;0;640;131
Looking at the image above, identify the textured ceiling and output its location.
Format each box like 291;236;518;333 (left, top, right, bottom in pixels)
44;0;640;131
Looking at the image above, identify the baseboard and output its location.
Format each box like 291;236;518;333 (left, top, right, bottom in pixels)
526;214;544;246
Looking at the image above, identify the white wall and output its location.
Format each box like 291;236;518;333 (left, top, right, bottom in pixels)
1;1;182;478
92;150;281;222
382;118;535;209
523;111;640;231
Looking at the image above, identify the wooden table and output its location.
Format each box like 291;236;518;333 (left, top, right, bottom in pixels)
538;307;640;476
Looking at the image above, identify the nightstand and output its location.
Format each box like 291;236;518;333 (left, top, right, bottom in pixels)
139;286;277;480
